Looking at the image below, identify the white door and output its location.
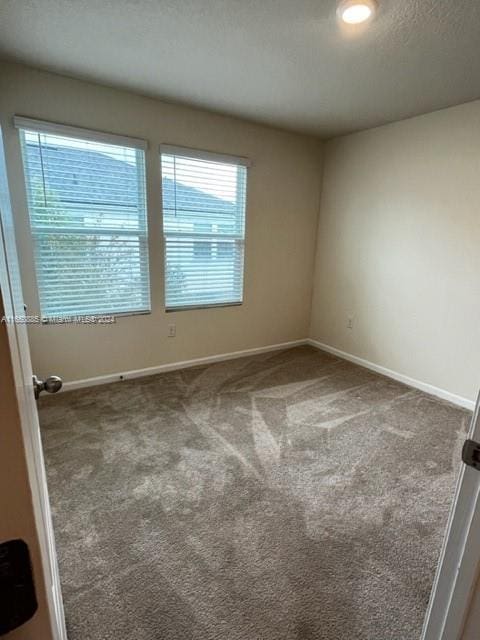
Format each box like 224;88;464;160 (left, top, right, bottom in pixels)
422;394;480;640
0;126;67;639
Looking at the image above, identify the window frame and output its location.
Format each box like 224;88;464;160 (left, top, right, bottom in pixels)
14;116;151;319
160;144;250;312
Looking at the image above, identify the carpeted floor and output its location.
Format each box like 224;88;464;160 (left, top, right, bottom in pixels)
38;346;470;640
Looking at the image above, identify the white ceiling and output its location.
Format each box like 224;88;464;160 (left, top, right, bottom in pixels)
1;0;480;138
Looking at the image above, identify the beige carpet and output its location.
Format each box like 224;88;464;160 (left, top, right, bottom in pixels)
38;346;470;640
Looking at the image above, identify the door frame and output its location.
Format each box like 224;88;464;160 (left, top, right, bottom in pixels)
421;393;480;640
0;126;67;640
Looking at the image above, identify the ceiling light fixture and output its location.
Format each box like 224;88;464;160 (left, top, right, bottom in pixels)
337;0;377;24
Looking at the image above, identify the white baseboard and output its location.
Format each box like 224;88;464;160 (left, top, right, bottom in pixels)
62;337;475;411
306;339;475;411
62;339;307;392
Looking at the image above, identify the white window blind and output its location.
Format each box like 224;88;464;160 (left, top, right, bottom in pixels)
161;145;248;310
17;120;150;318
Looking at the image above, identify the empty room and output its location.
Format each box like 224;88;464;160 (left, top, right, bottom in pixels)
1;1;480;639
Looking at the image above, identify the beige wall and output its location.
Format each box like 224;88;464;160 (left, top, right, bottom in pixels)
0;294;53;640
0;61;322;383
310;101;480;403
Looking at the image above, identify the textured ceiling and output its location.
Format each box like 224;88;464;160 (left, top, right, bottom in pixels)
1;0;480;137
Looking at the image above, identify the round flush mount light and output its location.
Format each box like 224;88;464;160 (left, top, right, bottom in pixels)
337;0;377;24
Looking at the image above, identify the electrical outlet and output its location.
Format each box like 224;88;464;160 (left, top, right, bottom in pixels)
347;316;354;330
168;323;176;338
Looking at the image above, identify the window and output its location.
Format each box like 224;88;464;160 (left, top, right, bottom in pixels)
15;117;150;318
161;145;248;310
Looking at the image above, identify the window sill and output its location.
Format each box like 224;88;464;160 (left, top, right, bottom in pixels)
166;302;242;313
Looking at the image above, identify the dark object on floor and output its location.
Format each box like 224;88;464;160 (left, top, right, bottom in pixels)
39;346;470;640
0;539;38;635
462;438;480;470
